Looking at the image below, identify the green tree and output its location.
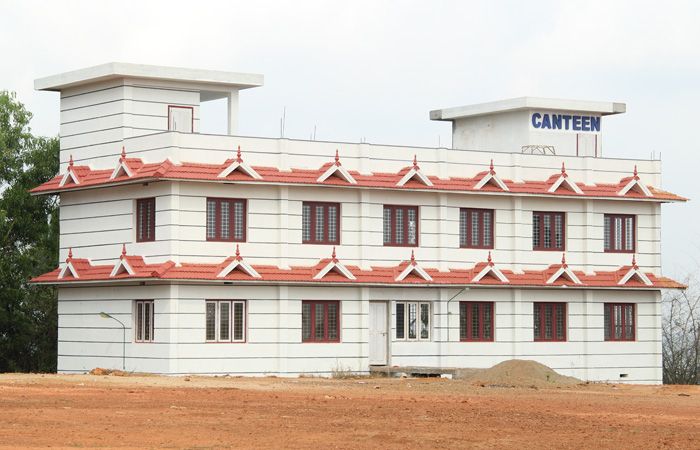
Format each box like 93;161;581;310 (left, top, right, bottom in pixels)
0;91;59;372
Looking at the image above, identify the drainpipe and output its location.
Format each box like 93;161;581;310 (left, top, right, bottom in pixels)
446;287;468;342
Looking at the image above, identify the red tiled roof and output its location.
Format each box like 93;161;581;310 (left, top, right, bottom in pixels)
31;250;685;289
30;152;687;202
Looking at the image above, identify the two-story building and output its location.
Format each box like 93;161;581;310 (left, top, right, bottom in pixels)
31;63;685;383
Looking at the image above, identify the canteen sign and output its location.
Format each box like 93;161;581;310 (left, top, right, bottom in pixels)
531;112;600;132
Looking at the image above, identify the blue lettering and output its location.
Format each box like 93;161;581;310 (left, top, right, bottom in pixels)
551;114;562;130
531;113;542;128
572;115;581;131
541;114;551;129
581;116;590;131
563;115;572;129
590;116;600;132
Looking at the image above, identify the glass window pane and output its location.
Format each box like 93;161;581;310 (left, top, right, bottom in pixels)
459;303;467;340
483;303;492;339
459;210;467;247
614;305;622;339
327;303;338;340
471;303;479;339
544;304;552;339
219;302;230;341
220;201;230;239
136;302;143;341
604;216;611;251
407;208;417;245
420;303;429;340
315;303;325;340
533;303;541;339
302;204;311;242
302;303;312;341
532;214;540;248
328;205;338;243
555;303;564;340
383;208;391;244
543;214;551;248
471;211;479;246
408;303;417;339
315;205;325;242
554;214;563;249
483;211;492;247
233;302;244;341
625;305;634;339
206;302;216;341
395;209;404;244
604;305;611;340
614;217;623;251
144;301;151;342
206;200;217;239
396;303;405;339
233;201;244;240
625;217;634;251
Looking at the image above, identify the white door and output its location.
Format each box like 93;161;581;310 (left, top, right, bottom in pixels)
369;302;388;365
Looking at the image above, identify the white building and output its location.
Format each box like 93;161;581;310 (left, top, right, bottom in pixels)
31;62;685;383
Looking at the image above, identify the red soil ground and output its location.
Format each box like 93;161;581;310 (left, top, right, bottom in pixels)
0;373;698;449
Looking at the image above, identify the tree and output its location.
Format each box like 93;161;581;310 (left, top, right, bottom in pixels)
662;278;700;384
0;91;59;372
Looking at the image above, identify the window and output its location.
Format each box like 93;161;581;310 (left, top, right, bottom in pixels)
205;300;246;342
604;303;635;341
206;198;246;242
532;211;565;251
604;215;636;253
459;302;494;341
460;208;494;249
134;300;154;343
383;205;419;246
533;302;567;341
395;302;430;340
302;301;340;342
168;105;193;133
136;198;156;242
302;202;340;245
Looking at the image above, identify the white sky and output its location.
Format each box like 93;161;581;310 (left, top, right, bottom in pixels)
2;0;699;278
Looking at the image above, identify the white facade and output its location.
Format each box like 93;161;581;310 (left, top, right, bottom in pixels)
34;63;683;383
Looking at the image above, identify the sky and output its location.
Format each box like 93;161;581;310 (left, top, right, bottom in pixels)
1;0;699;278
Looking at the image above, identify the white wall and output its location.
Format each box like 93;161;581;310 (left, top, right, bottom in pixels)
56;284;661;383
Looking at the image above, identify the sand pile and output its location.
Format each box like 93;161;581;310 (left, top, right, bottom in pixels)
468;360;581;388
89;368;128;376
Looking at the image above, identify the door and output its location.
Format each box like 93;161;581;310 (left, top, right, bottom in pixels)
369;302;388;365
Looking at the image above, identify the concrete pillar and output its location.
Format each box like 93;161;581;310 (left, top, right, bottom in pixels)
227;90;239;135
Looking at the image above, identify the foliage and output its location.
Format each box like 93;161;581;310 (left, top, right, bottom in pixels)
662;279;700;384
0;91;59;372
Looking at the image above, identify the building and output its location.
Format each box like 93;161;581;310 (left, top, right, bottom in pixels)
31;62;686;383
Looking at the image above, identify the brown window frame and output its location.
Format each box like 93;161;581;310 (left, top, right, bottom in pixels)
532;211;566;251
206;198;247;242
136;197;156;243
134;300;154;343
383;205;419;247
460;208;495;249
459;302;495;342
533;302;567;342
604;214;636;253
604;303;636;341
205;300;247;343
302;201;341;245
302;300;341;343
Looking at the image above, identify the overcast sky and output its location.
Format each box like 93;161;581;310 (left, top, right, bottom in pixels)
2;0;698;278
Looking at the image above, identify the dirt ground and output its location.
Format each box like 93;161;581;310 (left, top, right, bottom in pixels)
0;373;698;449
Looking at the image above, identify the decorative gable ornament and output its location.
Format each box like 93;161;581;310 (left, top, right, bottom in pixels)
548;162;584;194
58;248;80;279
471;252;509;283
110;147;135;179
110;244;135;277
313;247;356;280
317;149;358;184
474;159;509;191
59;155;81;187
217;146;263;180
546;254;582;285
217;245;262;279
396;155;433;187
618;166;652;197
395;251;433;282
618;255;653;286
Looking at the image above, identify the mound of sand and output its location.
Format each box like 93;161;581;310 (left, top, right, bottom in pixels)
468;360;581;388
